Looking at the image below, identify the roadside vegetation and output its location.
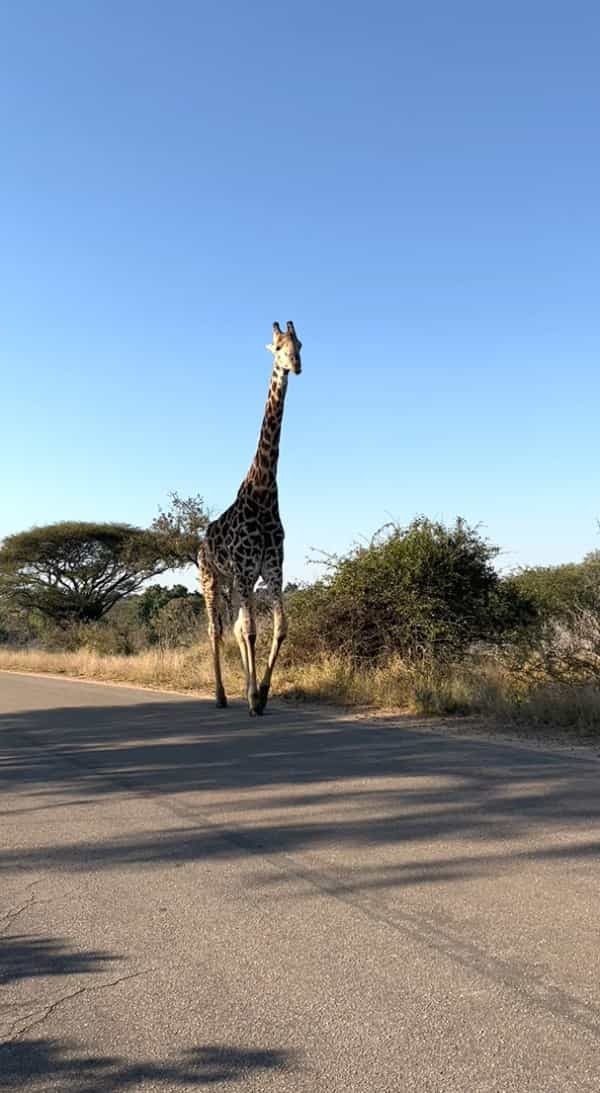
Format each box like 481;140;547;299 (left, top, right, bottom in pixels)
1;498;599;734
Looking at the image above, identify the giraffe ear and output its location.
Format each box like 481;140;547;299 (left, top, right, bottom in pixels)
266;342;275;353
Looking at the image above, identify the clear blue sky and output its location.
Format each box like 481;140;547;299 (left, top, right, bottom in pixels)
2;1;599;585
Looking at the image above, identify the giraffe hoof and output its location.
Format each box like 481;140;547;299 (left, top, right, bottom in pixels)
257;684;270;711
216;696;228;709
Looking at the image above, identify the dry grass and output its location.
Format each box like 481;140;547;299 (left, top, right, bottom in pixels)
0;643;228;695
1;644;599;734
277;654;414;708
0;644;419;707
413;659;600;735
277;652;600;734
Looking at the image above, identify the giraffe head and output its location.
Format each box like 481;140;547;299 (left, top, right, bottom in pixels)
266;321;302;375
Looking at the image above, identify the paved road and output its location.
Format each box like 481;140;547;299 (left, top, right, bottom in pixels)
1;674;600;1092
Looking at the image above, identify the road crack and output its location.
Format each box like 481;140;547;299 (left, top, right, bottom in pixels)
1;968;153;1046
0;880;48;935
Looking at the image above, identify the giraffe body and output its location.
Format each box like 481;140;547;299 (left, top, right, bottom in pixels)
199;321;302;715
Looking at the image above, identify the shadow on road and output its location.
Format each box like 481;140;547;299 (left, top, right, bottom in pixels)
0;935;119;986
1;695;599;891
0;1039;296;1091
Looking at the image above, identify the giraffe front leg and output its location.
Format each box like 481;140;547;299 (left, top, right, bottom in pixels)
257;592;287;713
237;587;261;716
234;608;249;691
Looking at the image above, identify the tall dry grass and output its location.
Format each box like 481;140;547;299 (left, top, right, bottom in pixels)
0;642;227;694
413;657;600;734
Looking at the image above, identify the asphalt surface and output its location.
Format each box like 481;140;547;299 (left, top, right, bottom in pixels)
1;673;600;1092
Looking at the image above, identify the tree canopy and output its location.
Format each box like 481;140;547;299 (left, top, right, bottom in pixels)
0;521;177;626
150;492;210;567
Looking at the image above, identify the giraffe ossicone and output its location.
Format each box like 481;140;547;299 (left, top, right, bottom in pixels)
198;319;303;716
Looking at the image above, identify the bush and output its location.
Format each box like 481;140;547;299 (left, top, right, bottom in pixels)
507;555;600;623
135;584;205;646
504;556;600;682
285;518;533;665
153;596;205;648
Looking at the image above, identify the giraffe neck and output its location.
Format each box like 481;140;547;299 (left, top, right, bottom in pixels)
241;362;288;495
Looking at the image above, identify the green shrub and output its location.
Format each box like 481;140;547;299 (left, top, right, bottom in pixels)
285;518;533;664
507;554;600;623
135;584;204;645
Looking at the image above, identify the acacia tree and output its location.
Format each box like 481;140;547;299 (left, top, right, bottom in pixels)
0;522;178;628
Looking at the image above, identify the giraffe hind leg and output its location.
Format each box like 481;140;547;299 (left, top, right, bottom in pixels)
199;553;227;708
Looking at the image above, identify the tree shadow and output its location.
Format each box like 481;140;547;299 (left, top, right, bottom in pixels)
1;695;600;894
0;935;119;986
0;1039;296;1091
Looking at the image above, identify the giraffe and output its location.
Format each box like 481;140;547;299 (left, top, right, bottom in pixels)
198;320;303;716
